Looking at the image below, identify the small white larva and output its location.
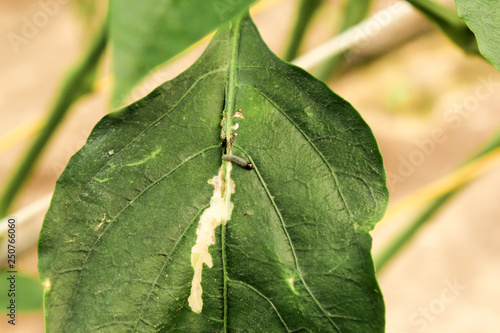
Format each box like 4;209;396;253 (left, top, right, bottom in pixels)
222;154;253;170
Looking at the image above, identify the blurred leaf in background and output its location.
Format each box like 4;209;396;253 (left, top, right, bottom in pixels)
455;0;500;71
109;0;257;107
406;0;479;56
0;271;43;314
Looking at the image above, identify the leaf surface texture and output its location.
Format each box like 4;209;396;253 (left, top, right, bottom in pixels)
109;0;256;106
455;0;500;71
39;15;387;332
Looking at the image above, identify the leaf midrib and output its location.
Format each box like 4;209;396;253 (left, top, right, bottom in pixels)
221;13;245;333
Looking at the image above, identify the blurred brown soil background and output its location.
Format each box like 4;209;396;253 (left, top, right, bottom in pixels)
1;0;499;332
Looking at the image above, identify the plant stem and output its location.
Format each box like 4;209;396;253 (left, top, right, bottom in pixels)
315;0;371;81
0;20;108;217
405;0;479;55
407;0;462;25
293;1;414;70
283;0;323;62
375;130;500;272
374;193;452;271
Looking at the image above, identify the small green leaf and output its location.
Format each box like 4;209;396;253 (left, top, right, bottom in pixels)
39;14;387;332
0;271;43;313
109;0;257;107
455;0;500;71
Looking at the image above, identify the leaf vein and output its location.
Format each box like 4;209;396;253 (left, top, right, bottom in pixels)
228;279;294;333
242;84;354;220
62;145;219;327
132;203;209;331
236;146;342;332
84;68;225;192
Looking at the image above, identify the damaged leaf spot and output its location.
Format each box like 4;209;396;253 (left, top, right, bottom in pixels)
123;147;162;167
188;164;235;313
232;108;244;119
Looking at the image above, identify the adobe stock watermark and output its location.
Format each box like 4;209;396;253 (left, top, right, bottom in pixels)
387;74;500;190
407;278;466;332
7;0;70;54
349;1;413;51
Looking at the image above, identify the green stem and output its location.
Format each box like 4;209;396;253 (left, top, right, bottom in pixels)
374;193;453;271
407;0;462;26
464;131;500;163
0;20;108;217
405;0;479;55
315;0;371;81
283;0;323;62
375;130;500;272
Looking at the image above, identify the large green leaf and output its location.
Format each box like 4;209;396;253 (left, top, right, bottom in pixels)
39;14;388;332
109;0;257;107
455;0;500;71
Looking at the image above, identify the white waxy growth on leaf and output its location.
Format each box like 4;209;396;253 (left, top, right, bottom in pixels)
188;164;234;313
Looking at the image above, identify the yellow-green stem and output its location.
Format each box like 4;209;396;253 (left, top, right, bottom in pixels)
375;130;500;272
283;0;323;62
0;19;108;217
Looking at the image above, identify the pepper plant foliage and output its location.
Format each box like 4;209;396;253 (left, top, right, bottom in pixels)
109;0;257;107
38;13;388;332
454;0;500;71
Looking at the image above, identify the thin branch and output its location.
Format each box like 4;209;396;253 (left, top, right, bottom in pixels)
315;0;372;80
405;0;479;55
292;1;414;70
0;117;43;155
283;0;323;62
374;194;452;272
375;131;500;272
381;146;500;222
0;192;53;263
0;19;108;217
